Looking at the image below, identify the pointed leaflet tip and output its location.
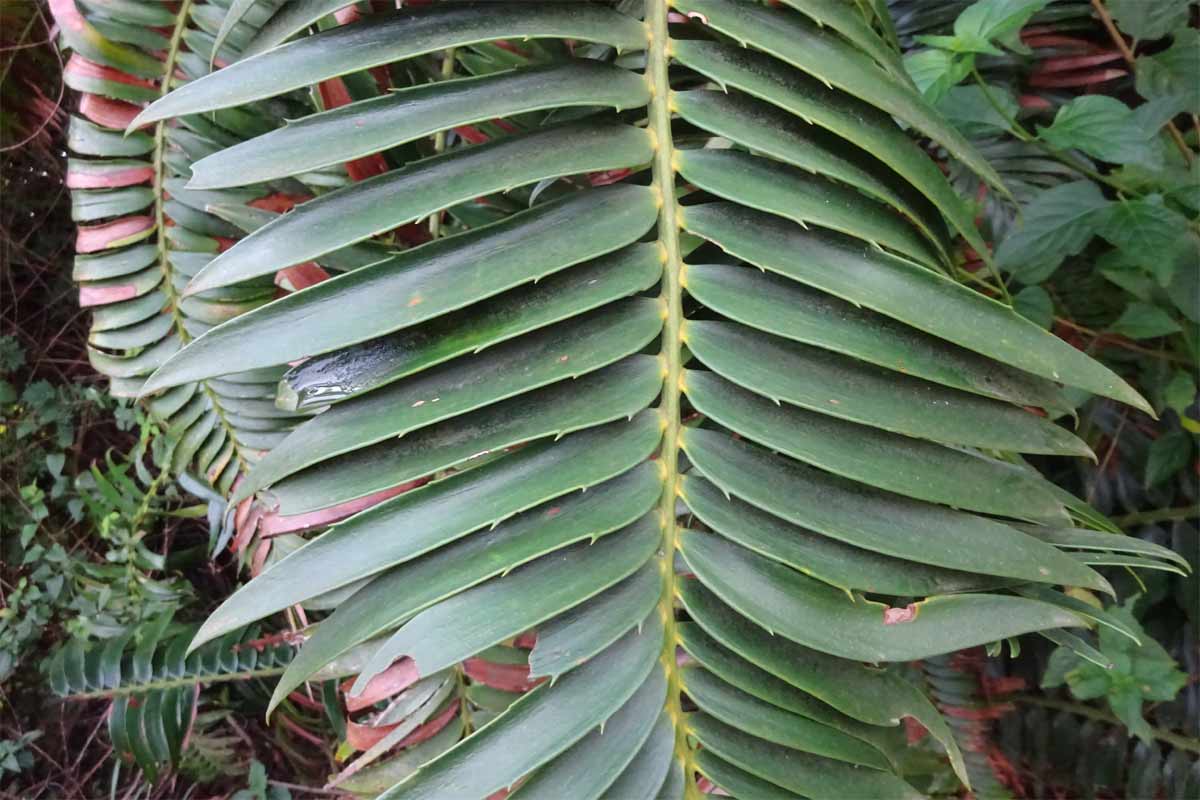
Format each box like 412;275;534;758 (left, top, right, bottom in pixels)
180;281;201;299
185;610;227;657
1083;374;1156;420
1124;384;1157;419
1093;572;1116;600
183;170;215;192
187;154;249;191
137;362;174;399
181;247;242;295
125;106;157;136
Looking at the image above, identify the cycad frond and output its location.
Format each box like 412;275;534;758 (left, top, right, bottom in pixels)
53;0;317;497
49;615;296;780
57;1;1182;797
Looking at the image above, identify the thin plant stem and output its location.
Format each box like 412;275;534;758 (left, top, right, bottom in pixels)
1113;506;1200;528
1012;694;1200;754
971;68;1132;194
0;5;65;153
1054;317;1192;365
63;666;289;701
1088;410;1127;505
1090;0;1195;166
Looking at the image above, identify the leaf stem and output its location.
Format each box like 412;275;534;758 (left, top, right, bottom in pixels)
970;68;1130;195
1112;506;1200;528
1090;0;1194;166
1053;317;1192;365
151;0;248;477
646;1;695;795
152;2;195;351
1011;694;1200;754
970;70;1036;144
63;665;288;701
152;0;195;347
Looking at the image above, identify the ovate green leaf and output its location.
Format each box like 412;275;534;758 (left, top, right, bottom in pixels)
1108;302;1182;340
1145;431;1193;487
1163;370;1197;416
1136;29;1200;112
916;0;1051;56
1037;96;1161;167
935;84;1018;138
1095;196;1193;286
903;49;972;103
1107;0;1193;41
1041;598;1188;744
949;0;1051;54
1013;286;1054;329
995;181;1110;282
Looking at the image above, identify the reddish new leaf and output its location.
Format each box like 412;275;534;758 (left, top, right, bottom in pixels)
76;215;153;252
79;283;138;307
344;658;420;712
78;93;142;130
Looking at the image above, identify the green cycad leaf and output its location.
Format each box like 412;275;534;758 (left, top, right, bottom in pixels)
671;89;952;252
194;415;662;646
670;38;996;266
675;149;943;267
49;614;296;780
689;714;924;800
680;530;1086;661
350;517;661;693
680;666;891;770
683;371;1067;522
188;62;651;189
682;428;1110;592
673;0;1009;198
53;0;321;508
378;619;664;800
182;123;653;292
684;319;1090;454
140;189;659;391
128;3;647;127
681;202;1148;412
63;0;1175;796
267;468;661;716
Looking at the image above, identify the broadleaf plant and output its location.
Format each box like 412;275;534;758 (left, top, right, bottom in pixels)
1042;597;1189;746
57;0;1188;796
